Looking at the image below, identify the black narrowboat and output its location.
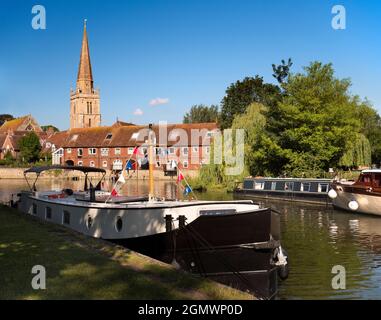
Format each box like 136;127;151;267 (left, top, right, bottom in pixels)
235;178;332;204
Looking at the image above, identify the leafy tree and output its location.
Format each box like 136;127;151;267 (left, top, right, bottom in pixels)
220;76;281;129
272;58;293;84
354;101;381;166
183;105;219;124
0;114;14;126
18;132;41;163
41;125;60;132
254;62;370;176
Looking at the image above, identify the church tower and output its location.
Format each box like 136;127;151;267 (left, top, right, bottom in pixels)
70;20;101;129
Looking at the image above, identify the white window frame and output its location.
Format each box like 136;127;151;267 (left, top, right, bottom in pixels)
182;160;189;168
182;147;189;155
128;147;135;155
67;148;72;154
88;148;97;155
101;148;109;156
78;161;83;166
115;148;121;155
102;161;108;168
301;183;311;192
318;183;329;193
89;161;95;167
192;146;199;153
254;182;265;190
77;148;83;157
168;147;176;155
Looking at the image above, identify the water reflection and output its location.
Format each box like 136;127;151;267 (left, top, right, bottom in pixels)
1;179;381;299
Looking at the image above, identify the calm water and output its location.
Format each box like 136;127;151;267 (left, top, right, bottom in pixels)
1;178;381;300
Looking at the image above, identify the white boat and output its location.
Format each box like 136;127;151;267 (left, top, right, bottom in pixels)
16;126;288;299
329;169;381;216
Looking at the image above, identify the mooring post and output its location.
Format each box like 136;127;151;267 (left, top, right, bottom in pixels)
165;215;173;232
178;215;187;229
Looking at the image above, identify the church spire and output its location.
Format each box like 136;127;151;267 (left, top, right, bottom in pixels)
76;19;93;93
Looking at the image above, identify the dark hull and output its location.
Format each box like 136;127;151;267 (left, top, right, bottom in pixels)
235;189;331;205
109;208;282;299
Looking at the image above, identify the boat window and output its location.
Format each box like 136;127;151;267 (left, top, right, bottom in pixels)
45;207;52;220
301;183;311;192
32;203;37;215
254;182;265;190
285;182;294;191
199;209;237;216
271;182;277;191
373;174;381;187
359;174;372;185
318;184;329;193
115;217;123;232
86;216;93;229
63;211;70;225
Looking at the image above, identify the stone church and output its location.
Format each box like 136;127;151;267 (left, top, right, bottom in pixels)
70;21;101;129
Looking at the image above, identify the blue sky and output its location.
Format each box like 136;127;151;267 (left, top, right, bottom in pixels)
1;0;380;130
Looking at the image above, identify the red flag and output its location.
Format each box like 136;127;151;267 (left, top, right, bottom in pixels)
133;146;139;155
111;174;126;197
177;173;184;183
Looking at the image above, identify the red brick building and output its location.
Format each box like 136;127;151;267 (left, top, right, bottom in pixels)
49;122;218;172
0;115;54;160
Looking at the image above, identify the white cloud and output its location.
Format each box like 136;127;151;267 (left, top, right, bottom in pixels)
133;108;143;116
149;97;169;106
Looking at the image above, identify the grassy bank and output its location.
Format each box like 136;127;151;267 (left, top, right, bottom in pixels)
0;205;253;300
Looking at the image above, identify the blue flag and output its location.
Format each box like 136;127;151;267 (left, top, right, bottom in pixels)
183;186;192;195
126;161;133;170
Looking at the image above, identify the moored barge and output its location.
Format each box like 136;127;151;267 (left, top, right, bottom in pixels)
235;177;332;205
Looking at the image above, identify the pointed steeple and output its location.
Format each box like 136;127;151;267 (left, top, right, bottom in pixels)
76;19;93;93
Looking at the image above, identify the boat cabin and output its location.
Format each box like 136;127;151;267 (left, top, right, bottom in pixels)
354;170;381;189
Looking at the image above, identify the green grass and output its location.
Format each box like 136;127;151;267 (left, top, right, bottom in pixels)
0;205;253;300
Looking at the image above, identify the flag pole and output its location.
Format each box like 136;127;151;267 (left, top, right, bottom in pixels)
177;166;198;200
105;146;139;203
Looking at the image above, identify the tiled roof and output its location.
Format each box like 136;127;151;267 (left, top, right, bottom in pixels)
0;116;28;133
0;115;42;133
46;123;219;148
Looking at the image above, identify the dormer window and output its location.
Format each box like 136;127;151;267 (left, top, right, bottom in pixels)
105;133;113;140
131;132;139;140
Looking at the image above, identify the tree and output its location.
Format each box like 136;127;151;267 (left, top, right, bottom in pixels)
183;105;219;124
220;76;281;129
0;114;14;126
18;132;41;163
354;101;381;166
41;125;60;132
272;58;293;84
253;61;370;176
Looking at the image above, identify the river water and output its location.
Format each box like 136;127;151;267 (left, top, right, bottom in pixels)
1;178;380;300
